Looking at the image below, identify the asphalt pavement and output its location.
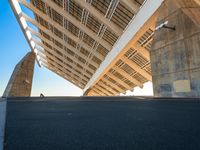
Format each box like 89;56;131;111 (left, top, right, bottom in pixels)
4;97;200;150
0;99;6;150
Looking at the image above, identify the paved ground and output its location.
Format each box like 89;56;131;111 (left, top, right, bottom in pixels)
4;97;200;150
0;99;6;150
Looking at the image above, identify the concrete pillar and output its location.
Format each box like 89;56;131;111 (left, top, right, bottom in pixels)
151;0;200;97
3;52;36;97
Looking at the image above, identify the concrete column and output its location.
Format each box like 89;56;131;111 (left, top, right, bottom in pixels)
151;0;200;97
3;52;36;97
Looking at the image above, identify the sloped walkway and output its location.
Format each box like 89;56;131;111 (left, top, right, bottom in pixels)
4;97;200;150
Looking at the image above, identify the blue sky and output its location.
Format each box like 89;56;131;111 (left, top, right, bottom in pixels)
0;0;153;96
0;0;82;96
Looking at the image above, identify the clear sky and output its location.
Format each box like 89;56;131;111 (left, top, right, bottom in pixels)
0;0;153;97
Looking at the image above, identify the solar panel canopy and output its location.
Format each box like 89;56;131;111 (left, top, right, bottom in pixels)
11;0;160;96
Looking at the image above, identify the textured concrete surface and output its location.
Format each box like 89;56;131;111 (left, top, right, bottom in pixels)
5;97;200;150
3;52;35;97
0;99;6;150
151;0;200;97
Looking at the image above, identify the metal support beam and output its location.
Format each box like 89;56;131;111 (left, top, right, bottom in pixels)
74;0;123;36
33;38;95;74
119;0;140;13
19;0;112;51
33;38;95;76
95;84;113;96
112;65;144;88
40;53;89;83
9;0;41;66
120;56;152;81
84;0;163;93
101;78;124;93
46;65;84;89
97;81;118;95
94;87;109;96
106;72;132;90
29;27;99;68
22;11;104;61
